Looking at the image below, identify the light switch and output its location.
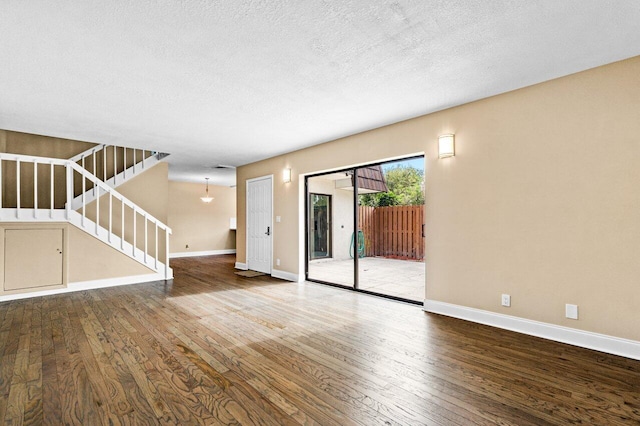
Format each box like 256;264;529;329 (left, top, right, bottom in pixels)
275;216;281;223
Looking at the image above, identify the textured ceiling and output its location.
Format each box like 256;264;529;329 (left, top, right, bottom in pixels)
1;1;639;186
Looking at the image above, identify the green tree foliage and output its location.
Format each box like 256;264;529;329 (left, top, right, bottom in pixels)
359;166;424;207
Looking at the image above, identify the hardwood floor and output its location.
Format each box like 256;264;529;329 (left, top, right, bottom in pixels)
1;254;639;425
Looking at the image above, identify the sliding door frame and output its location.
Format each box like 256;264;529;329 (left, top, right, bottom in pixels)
304;155;425;306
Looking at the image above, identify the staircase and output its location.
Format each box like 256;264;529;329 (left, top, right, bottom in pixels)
68;144;169;209
0;152;172;279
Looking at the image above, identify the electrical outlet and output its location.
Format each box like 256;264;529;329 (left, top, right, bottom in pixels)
501;294;511;307
566;304;578;320
276;258;280;266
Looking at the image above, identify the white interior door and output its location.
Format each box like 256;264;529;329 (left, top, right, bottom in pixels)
247;176;272;274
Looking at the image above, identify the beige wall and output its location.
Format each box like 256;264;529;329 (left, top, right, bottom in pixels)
0;129;96;158
168;181;236;254
67;225;152;282
117;161;169;223
237;56;640;342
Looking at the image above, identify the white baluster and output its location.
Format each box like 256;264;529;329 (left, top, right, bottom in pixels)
16;160;20;219
121;199;125;250
82;169;86;227
144;215;148;263
33;162;38;219
103;147;107;182
96;185;100;235
133;207;137;256
155;223;158;269
0;159;3;209
108;192;113;243
114;146;117;185
92;149;97;196
66;165;72;220
165;229;170;279
50;162;54;218
123;148;127;180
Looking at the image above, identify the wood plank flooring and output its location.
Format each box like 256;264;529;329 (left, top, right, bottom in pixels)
1;254;639;425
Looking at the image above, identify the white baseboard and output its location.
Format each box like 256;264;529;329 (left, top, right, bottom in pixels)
235;262;248;270
271;269;300;282
423;300;640;361
170;249;236;259
0;272;171;303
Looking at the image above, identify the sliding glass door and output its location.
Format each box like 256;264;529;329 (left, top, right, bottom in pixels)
306;173;354;288
356;159;425;302
305;157;425;304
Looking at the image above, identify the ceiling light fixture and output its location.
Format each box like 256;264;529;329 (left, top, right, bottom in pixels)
200;178;214;203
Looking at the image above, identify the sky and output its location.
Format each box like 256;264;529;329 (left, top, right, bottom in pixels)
381;156;424;172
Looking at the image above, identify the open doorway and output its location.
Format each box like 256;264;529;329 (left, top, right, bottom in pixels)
305;156;425;304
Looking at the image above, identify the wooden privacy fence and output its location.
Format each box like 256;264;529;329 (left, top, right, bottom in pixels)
358;205;424;260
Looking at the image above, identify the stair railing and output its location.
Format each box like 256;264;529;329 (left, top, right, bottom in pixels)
69;144;162;186
0;153;172;278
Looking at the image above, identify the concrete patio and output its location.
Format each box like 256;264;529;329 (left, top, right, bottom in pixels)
308;256;424;302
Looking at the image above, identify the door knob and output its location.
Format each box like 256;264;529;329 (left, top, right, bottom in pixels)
265;226;271;236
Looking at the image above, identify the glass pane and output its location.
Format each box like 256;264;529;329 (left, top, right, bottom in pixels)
356;158;425;301
307;172;355;288
310;194;331;259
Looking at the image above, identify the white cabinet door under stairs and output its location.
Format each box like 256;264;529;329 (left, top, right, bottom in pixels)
3;228;65;291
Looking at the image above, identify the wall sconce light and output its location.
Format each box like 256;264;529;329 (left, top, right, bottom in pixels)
200;177;214;203
438;134;455;158
283;167;292;183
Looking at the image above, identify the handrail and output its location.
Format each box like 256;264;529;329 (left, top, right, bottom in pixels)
68;143;106;163
68;144;165;186
0;153;69;166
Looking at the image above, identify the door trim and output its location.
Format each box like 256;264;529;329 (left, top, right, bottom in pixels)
246;175;274;274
